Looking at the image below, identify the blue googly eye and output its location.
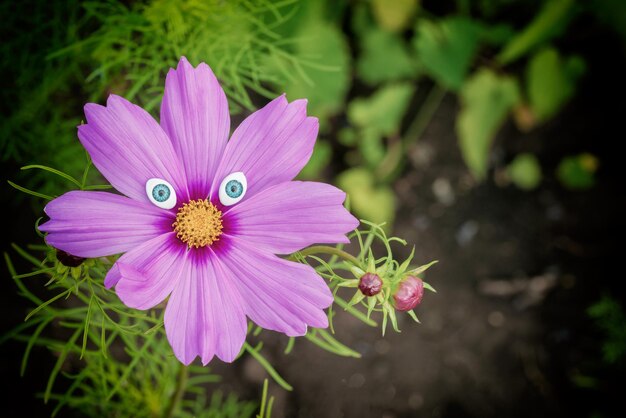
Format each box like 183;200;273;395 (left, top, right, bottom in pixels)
146;178;177;209
225;179;243;198
219;172;247;206
152;183;171;202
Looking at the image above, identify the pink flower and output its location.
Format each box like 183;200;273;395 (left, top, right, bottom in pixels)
393;276;424;311
39;57;359;365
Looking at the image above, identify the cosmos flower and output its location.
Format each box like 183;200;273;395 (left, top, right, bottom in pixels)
39;57;359;365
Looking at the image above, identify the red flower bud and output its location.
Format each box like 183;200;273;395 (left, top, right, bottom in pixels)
393;276;424;311
56;249;86;268
358;273;383;296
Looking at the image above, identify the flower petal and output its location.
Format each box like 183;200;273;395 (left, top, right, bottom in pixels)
161;57;230;199
226;181;359;254
211;95;318;202
108;233;185;309
78;94;188;202
164;248;247;365
218;237;332;336
39;191;172;258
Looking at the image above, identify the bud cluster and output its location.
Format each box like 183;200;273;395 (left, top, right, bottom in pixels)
332;222;437;335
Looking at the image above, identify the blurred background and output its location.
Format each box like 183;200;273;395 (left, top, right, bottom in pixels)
2;0;626;417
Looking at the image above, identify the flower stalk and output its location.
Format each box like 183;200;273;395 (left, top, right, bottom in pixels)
163;363;189;418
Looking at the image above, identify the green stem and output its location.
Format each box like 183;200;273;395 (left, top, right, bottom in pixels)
403;84;447;146
293;246;360;267
163;363;188;418
377;84;447;182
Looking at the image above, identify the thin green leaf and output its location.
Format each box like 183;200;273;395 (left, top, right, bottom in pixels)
25;289;71;321
44;327;82;403
21;165;82;188
244;342;292;391
7;181;55;200
334;296;377;327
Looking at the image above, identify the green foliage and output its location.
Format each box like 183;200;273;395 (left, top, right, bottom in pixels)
68;0;304;112
527;47;585;121
496;0;576;65
557;153;598;190
279;1;351;125
357;28;418;85
413;17;482;91
371;0;419;32
348;83;415;137
346;83;415;171
336;168;396;227
457;69;521;179
506;153;542;190
1;0;307;197
588;296;626;364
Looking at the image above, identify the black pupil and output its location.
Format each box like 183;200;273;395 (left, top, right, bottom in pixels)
231;185;237;192
158;190;165;196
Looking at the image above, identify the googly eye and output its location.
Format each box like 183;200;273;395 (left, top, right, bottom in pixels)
146;178;177;209
219;172;247;206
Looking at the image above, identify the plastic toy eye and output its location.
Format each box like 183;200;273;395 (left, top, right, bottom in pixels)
219;172;247;206
146;178;177;209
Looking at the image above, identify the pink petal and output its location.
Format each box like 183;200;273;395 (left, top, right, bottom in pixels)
39;191;172;258
219;237;333;336
78;95;188;203
226;181;359;254
161;57;230;199
109;233;186;309
210;95;318;202
164;249;247;365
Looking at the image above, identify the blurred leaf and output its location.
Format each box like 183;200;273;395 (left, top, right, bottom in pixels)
480;23;515;46
589;0;626;43
351;2;372;35
413;17;482;91
358;128;387;168
337;168;396;226
348;83;415;135
298;140;332;180
588;296;626;364
557;153;598;190
338;127;357;146
371;0;419;32
457;69;521;179
507;153;542;190
497;0;575;65
570;372;599;389
527;47;585;121
284;21;351;125
357;29;418;85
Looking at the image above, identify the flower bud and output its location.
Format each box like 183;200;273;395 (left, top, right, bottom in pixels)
56;249;86;267
393;276;424;311
358;273;383;296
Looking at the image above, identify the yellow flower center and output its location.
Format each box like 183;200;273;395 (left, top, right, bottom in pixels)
172;199;223;248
